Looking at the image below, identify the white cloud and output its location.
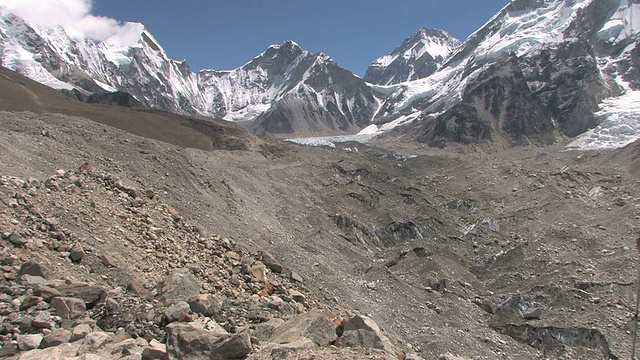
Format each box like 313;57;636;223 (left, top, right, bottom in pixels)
0;0;122;41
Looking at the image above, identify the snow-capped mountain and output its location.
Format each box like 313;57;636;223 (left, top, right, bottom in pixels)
366;0;640;149
3;1;640;149
198;41;382;136
0;8;382;137
364;28;461;85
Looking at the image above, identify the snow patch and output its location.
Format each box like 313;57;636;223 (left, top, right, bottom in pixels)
567;91;640;150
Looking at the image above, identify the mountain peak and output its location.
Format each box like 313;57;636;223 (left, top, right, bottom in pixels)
364;28;460;85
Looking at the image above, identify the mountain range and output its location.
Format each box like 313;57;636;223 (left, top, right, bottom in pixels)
1;0;640;148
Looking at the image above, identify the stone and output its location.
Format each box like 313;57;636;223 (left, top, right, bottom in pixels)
270;310;336;346
50;297;86;319
164;301;192;323
523;307;541;320
165;323;226;359
9;232;28;246
32;284;61;302
340;315;395;355
17;261;49;279
32;311;53;328
261;252;283;274
19;275;48;286
290;271;303;283
0;343;18;358
71;323;93;341
187;294;222;317
20;295;42;310
84;331;111;350
69;243;85;262
269;338;315;359
289;290;306;303
210;330;252;360
100;253;117;267
41;329;71;348
225;251;241;261
17;347;63;360
252;318;285;343
159;269;201;304
142;339;169;360
57;283;107;308
250;263;267;282
17;334;43;351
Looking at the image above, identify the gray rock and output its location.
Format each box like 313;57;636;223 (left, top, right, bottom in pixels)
159;269;201;304
32;311;52;329
290;271;303;283
340;314;395;355
17;347;62;360
17;261;49;279
141;339;168;360
71;323;93;341
69;243;85;262
57;283;107;308
17;334;43;351
164;301;192;323
41;329;71;348
187;294;222;317
270;310;336;346
165;323;225;359
523;307;541;320
50;297;86;319
261;252;283;274
252;318;285;343
250;263;266;282
9;232;27;246
100;253;117;267
32;284;61;302
83;331;111;350
210;330;252;360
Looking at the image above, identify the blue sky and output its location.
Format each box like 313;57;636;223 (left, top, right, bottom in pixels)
92;1;509;76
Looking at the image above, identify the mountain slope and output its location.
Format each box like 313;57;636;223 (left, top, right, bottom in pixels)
0;10;383;137
364;28;460;85
369;0;640;148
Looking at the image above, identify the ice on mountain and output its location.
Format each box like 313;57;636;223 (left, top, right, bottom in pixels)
567;91;640;150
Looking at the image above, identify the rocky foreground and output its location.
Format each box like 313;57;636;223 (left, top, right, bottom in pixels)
0;167;419;359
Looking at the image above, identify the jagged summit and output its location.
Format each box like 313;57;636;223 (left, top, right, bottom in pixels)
364;28;461;85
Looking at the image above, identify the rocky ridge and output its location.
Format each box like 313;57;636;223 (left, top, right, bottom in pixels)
0;163;407;359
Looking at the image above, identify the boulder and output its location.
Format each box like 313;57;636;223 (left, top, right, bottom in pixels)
17;261;49;279
164;301;192;323
71;323;93;341
270;310;336;346
252;318;285;343
31;284;61;302
16;334;43;351
187;294;222;317
142;339;169;360
50;297;86;319
261;252;283;274
210;330;252;360
159;269;201;304
17;347;62;360
57;283;107;308
340;315;395;355
83;331;111;350
290;271;303;283
32;311;53;329
41;329;71;348
250;263;267;282
69;243;85;262
165;323;226;359
8;232;28;246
